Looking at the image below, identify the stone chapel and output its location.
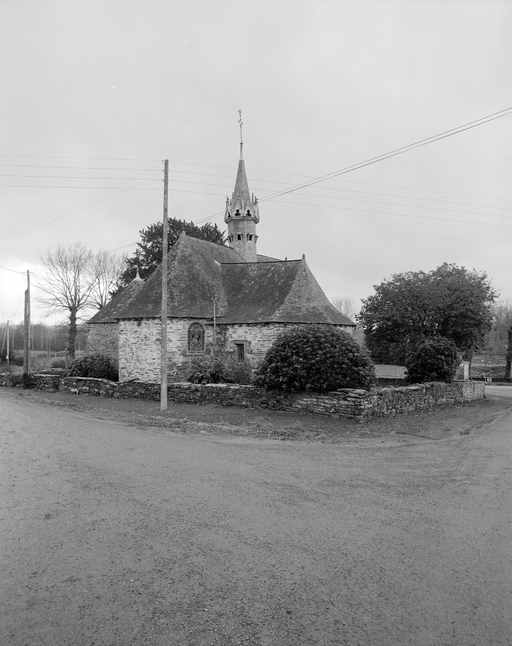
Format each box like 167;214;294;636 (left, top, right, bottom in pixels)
87;139;355;382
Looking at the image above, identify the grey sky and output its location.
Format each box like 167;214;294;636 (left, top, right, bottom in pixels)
1;0;511;323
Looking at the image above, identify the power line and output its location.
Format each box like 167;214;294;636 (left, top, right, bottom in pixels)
0;264;26;275
0;164;159;171
2;177;510;220
259;107;512;203
0;154;161;162
2;107;510;242
2;171;511;212
265;198;512;229
0;167;162;242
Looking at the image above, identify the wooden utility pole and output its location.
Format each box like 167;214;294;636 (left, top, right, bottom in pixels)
23;270;30;388
505;325;512;380
6;320;9;365
212;299;217;355
160;160;169;411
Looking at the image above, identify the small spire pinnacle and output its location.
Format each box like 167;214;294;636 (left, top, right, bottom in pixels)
238;109;244;160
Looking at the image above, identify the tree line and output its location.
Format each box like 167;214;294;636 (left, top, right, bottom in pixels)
0;322;88;363
27;214;512;375
33;219;225;360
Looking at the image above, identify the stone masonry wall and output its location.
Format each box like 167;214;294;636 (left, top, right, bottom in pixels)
118;318;215;383
0;372;485;420
86;323;118;366
218;322;354;367
116;319;356;383
34;377;483;421
118;320;354;383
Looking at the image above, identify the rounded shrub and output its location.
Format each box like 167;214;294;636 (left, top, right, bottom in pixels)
69;353;118;381
254;325;375;392
405;337;459;384
187;354;254;385
187;355;234;384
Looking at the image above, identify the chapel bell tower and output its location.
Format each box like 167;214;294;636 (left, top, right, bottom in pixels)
224;111;259;262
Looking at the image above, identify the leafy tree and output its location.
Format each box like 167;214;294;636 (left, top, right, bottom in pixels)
405;337;459;384
358;263;497;364
117;218;226;290
254;325;375;392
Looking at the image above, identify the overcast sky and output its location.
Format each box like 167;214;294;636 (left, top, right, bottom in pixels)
1;0;511;324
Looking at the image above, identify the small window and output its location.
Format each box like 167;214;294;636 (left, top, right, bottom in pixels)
237;234;242;241
247;234;253;241
188;323;205;353
235;343;245;364
246;210;251;216
235;209;241;216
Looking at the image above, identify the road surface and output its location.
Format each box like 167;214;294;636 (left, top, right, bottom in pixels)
1;389;511;645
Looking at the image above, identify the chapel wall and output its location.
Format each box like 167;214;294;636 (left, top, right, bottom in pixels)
218;322;354;368
118;318;214;383
86;323;119;367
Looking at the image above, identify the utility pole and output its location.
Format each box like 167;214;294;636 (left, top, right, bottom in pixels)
160;159;169;411
6;320;9;365
23;270;30;388
212;298;217;355
505;325;512;381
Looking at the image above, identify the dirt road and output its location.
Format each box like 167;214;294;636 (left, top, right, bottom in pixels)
1;389;511;645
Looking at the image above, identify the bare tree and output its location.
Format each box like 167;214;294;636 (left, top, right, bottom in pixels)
37;242;96;360
332;296;357;320
90;250;127;309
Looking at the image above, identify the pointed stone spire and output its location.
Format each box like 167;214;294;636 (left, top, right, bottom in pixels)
224;110;260;262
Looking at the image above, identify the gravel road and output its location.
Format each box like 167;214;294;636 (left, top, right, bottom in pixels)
1;389;511;645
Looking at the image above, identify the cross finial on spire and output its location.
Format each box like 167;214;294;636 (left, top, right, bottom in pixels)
238;109;243;145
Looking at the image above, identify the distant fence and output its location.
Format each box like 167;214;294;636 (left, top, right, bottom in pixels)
0;373;485;421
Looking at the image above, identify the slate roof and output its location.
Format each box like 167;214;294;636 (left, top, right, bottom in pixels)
118;233;239;319
112;233;354;326
87;274;145;324
220;260;353;325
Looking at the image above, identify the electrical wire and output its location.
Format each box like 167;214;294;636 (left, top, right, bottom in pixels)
0;264;26;275
0;166;162;242
259;107;512;203
1;107;510;242
3;173;510;212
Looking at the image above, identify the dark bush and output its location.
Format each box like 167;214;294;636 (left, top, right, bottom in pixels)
254;325;375;392
187;355;253;385
230;363;253;385
187;355;233;384
69;354;118;381
405;337;459;384
1;351;24;366
49;358;66;369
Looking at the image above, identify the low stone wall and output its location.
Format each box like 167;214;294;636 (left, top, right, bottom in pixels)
0;373;485;421
0;373;61;391
58;377;484;421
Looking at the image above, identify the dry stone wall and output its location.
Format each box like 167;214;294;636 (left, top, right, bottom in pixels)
33;377;484;421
